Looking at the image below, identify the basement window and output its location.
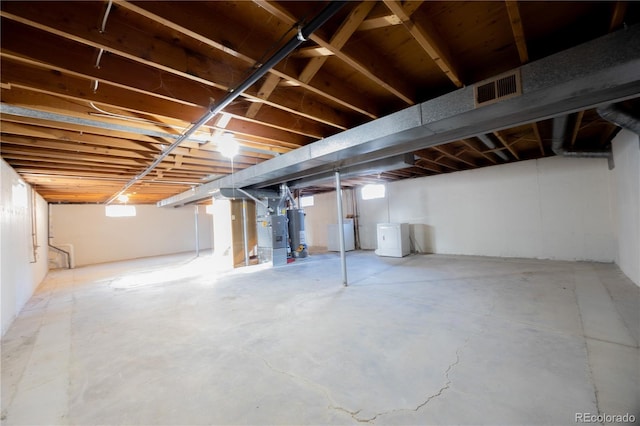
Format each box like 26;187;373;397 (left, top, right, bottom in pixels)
300;195;314;208
105;205;136;217
12;180;28;208
361;184;386;200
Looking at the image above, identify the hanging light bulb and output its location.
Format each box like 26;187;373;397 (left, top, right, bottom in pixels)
218;131;239;159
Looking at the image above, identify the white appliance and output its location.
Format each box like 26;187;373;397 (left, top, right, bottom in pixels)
327;219;355;251
375;223;410;257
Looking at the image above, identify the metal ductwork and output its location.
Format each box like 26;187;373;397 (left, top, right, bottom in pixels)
288;154;414;189
159;24;640;208
597;102;640;135
550;115;570;156
476;134;509;161
551;115;611;158
209;188;278;201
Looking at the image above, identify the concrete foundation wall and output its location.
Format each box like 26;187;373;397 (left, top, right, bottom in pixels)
307;156;617;262
50;204;213;267
612;129;640;286
1;160;49;336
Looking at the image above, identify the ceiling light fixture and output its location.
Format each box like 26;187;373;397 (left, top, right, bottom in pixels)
218;131;239;159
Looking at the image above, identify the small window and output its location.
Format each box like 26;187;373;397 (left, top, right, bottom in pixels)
105;205;136;217
361;184;386;200
300;195;314;207
12;180;28;208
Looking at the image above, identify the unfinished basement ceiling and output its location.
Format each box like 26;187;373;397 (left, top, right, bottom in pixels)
1;1;638;204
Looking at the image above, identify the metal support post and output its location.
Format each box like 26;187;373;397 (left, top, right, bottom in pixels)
194;205;200;257
335;171;348;286
242;199;250;266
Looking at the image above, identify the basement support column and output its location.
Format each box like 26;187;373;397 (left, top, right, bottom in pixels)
335;171;348;287
194;205;200;257
242;199;250;266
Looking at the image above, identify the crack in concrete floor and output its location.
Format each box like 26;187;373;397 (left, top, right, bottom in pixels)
344;343;467;424
250;340;468;424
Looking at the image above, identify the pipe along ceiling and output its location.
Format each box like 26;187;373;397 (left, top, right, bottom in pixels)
101;1;348;205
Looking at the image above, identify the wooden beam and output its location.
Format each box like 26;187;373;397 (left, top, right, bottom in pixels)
493;131;520;160
1;2;368;125
382;0;462;88
0;135;149;161
0;57;205;122
505;1;529;64
413;159;442;173
570;111;585;147
415;150;460;171
0;61;313;148
292;47;334;58
531;123;545;156
0;97;286;165
0;121;155;156
357;14;402;31
299;1;376;84
245;73;281;119
431;145;477;167
114;1;379;118
609;1;628;32
254;0;415;105
0;24;345;137
359;0;424;30
460;139;498;164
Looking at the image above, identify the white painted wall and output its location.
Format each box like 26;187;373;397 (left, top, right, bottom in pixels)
50;204;212;267
306;156;617;262
362;156;616;261
302;189;355;251
1;160;49;336
612;129;640;286
212;198;233;269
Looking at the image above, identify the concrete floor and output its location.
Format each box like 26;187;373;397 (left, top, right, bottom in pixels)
1;251;638;425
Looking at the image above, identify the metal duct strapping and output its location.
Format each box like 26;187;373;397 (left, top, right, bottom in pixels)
597;103;640;135
551;115;611;158
476;134;509;161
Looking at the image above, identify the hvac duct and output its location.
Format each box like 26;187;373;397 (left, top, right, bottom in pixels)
476;134;509;161
159;24;640;208
551;115;611;158
597;103;640;135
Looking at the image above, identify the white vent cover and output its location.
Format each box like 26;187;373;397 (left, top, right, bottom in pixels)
474;70;522;107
